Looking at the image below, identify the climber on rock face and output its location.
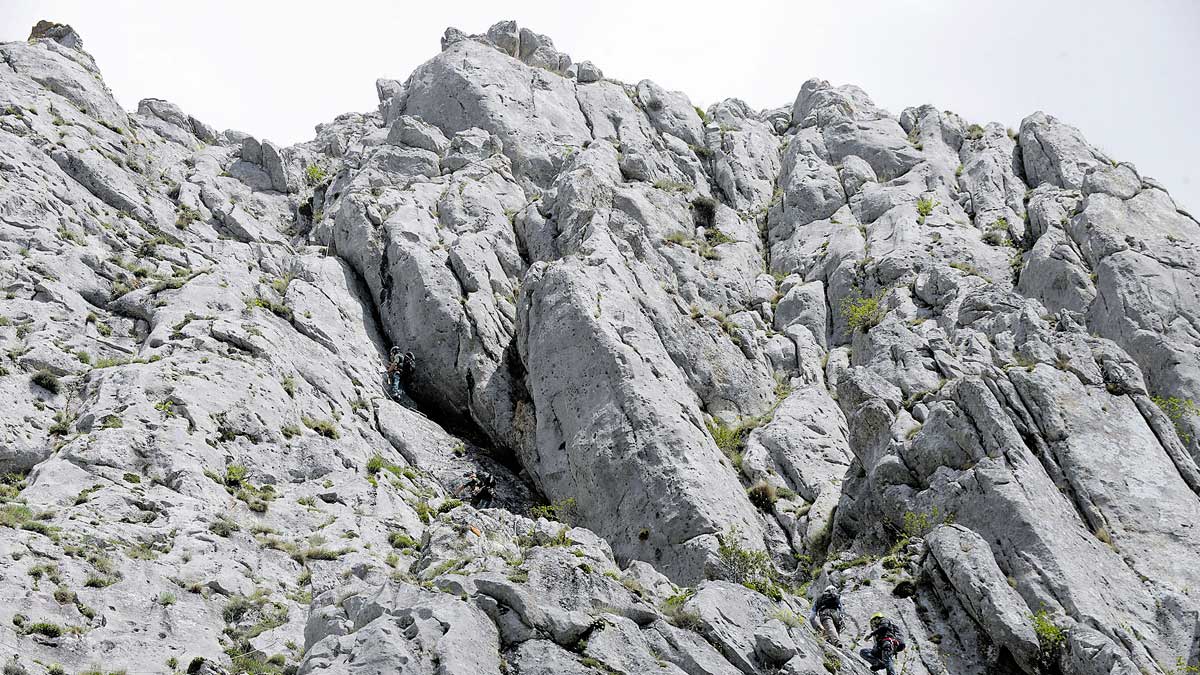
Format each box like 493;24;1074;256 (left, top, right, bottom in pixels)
385;347;415;400
453;469;495;507
809;584;844;646
859;613;904;675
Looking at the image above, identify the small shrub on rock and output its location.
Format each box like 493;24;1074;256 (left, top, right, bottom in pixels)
530;497;579;525
302;417;339;439
304;164;327;186
209;515;240;538
716;527;782;600
31;370;60;394
840;291;886;333
25;621;62;638
388;532;419;550
1031;609;1066;651
661;589;701;630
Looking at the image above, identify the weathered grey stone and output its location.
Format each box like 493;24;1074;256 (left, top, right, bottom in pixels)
925;524;1040;672
485;20;520;57
0;18;1195;675
1019;111;1109;190
386;114;450;155
260;139;293;192
575;60;603;83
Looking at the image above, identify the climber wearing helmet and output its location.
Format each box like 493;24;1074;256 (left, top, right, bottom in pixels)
808;585;844;646
385;347;415;400
859;613;905;675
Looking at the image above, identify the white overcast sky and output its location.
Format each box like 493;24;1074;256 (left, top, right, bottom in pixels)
3;0;1198;210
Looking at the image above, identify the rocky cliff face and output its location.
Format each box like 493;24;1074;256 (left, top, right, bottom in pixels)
0;18;1197;675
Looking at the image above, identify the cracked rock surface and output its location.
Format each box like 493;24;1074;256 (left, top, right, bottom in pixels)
0;18;1197;675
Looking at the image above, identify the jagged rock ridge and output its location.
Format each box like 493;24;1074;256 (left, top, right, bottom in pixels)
0;18;1197;675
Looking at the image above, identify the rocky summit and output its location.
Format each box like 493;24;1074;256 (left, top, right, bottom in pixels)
0;17;1197;675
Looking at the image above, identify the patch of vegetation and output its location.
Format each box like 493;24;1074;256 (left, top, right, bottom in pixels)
653;179;691;193
155;400;177;418
1031;609;1066;651
0;472;26;503
84;575;115;588
1;504;45;534
949;261;988;280
965;124;985;140
388;532;419;550
297;546;347;562
48;410;74;436
770;607;804;628
28;563;62;587
716;527;782;600
127;541;161;560
902;506;951;537
224;464;248;488
222;590;291;672
661;588;701;630
236;484;277;513
302;416;339;439
366;454;387;474
209;515;240;538
840;290;886;333
175;205;201;229
31;370;61;394
270;272;295;296
706;418;751;469
830;552;879;571
705;227;735;246
822;647;842;673
663;231;689;246
1152;395;1198;444
23;621;63;638
530;497;579;525
245;296;293;322
916;197;939;223
414;500;434;524
304;164;327;186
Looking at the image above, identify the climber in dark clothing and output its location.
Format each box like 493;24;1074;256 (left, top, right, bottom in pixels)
385;347;415;400
809;585;844;646
454;470;495;507
859;613;904;675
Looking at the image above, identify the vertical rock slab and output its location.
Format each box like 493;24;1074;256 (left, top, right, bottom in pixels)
519;256;765;583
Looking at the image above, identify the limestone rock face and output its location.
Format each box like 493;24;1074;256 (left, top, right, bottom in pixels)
0;18;1196;675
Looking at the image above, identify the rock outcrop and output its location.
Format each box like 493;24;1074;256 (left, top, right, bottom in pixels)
0;18;1196;675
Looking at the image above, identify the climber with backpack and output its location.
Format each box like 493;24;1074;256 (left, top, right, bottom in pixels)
809;585;845;646
859;613;905;675
385;347;415;400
